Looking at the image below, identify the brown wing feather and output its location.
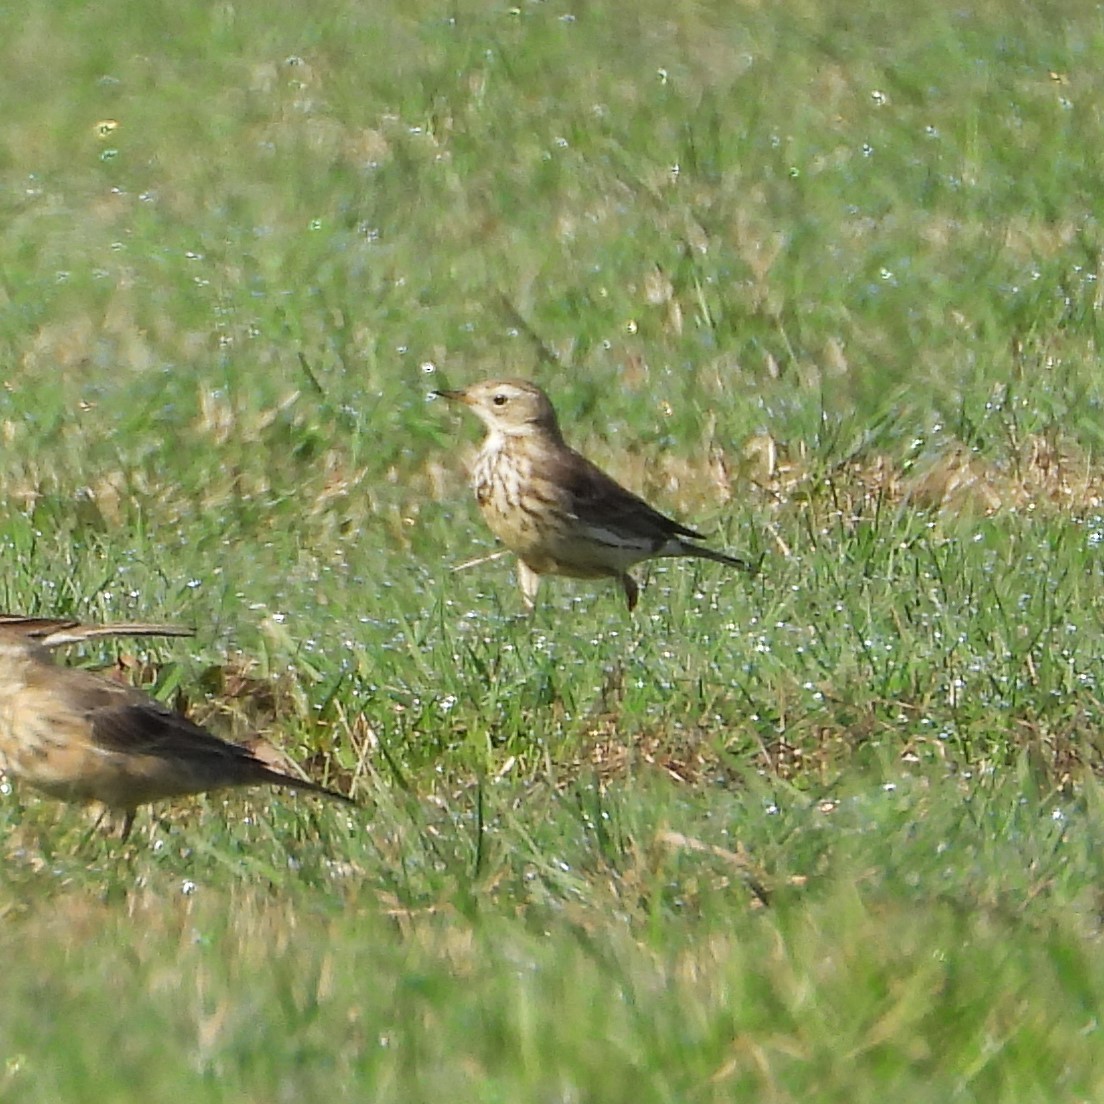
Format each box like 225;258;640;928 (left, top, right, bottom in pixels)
556;447;705;542
52;667;353;804
88;697;257;766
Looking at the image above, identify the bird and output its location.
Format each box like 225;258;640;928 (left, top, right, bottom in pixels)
433;379;759;610
0;615;354;839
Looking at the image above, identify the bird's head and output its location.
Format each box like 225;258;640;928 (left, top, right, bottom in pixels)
433;379;562;439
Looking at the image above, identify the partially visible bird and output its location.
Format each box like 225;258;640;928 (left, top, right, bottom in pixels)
434;379;759;610
0;615;354;839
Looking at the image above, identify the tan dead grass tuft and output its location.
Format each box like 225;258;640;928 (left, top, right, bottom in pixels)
181;655;307;740
742;430;1104;523
21;318;97;375
584;724;719;789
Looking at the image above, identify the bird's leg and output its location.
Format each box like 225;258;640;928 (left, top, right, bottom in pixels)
517;560;542;612
90;802;137;841
620;573;639;612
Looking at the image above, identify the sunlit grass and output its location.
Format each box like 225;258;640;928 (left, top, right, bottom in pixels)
4;0;1104;1097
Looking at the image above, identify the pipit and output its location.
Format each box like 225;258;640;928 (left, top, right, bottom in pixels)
434;379;759;610
0;615;354;839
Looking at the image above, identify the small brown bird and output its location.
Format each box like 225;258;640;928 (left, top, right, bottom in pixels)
0;615;354;839
434;379;759;610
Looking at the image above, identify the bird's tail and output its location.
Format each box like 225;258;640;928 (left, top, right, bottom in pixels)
246;755;357;806
680;543;764;575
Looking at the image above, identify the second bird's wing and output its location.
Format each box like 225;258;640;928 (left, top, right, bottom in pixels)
57;669;270;773
65;671;353;803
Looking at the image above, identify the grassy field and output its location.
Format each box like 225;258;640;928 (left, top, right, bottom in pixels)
3;0;1104;1098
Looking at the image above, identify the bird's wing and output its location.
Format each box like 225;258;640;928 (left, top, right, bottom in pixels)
557;448;705;543
79;679;352;802
18;661;353;806
89;700;257;767
52;667;260;769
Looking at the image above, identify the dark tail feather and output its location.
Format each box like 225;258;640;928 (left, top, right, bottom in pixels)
255;767;357;806
682;543;764;575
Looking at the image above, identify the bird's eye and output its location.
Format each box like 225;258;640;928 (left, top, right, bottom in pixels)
492;393;508;407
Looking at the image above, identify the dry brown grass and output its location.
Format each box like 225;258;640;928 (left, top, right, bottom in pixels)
426;412;1104;533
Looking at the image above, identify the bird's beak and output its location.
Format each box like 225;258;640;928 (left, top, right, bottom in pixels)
432;388;471;405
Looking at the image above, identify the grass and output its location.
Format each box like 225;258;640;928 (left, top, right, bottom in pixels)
3;0;1104;1098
